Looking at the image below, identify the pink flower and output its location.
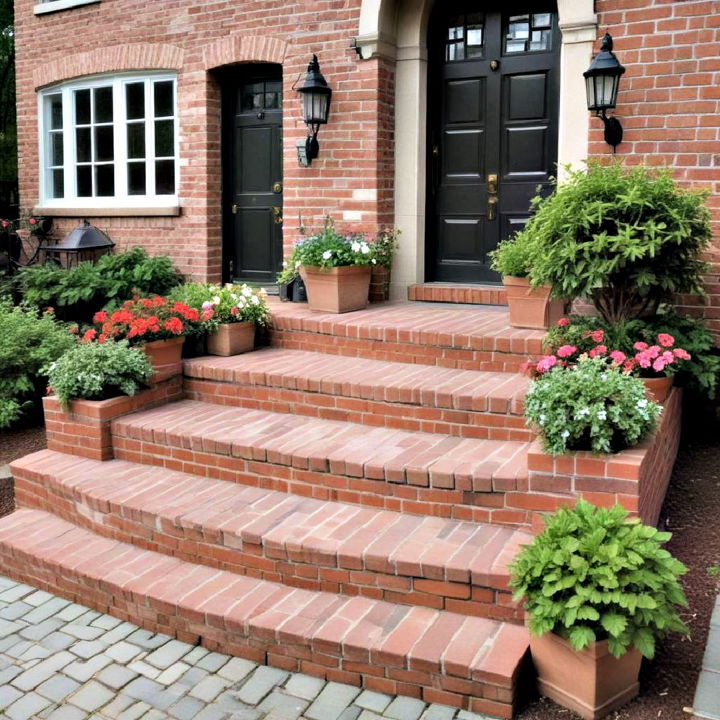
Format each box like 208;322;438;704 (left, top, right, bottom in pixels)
647;345;660;359
623;360;635;374
609;350;626;364
658;333;675;348
536;355;558;373
28;217;37;225
591;329;604;343
589;345;607;358
633;341;648;351
652;358;667;373
557;317;570;327
201;301;213;311
637;352;652;369
673;348;691;360
520;361;533;374
556;345;577;358
230;306;239;316
662;351;675;364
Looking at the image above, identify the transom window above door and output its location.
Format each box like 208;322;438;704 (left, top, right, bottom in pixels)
38;73;178;209
505;13;554;54
445;13;485;62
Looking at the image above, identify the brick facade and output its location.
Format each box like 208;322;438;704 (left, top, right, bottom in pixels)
13;0;720;325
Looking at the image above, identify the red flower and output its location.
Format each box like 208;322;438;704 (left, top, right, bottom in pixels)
93;310;108;323
557;317;570;327
1;220;8;228
45;306;54;315
46;386;53;395
68;326;79;335
164;317;184;334
142;298;154;308
98;333;107;344
82;328;97;342
591;329;604;343
28;217;37;225
657;333;675;348
153;296;166;306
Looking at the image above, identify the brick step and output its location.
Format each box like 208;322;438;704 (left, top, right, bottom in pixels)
268;299;544;373
408;284;508;306
0;508;530;717
111;400;533;526
184;348;531;441
12;449;530;622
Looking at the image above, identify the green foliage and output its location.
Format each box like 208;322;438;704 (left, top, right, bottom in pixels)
45;340;152;407
18;248;184;323
0;300;76;428
0;0;15;186
524;356;660;455
488;232;537;278
525;162;712;324
545;311;720;398
509;500;689;659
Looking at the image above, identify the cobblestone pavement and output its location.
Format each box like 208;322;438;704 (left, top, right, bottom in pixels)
0;576;493;720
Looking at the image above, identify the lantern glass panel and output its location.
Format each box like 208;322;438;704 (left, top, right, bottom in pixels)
303;91;329;125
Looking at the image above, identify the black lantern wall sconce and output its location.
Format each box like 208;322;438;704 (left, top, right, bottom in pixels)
295;55;332;167
584;33;626;152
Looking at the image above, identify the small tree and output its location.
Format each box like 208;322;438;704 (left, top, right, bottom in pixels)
525;161;711;325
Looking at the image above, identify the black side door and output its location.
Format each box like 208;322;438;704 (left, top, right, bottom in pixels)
427;4;560;283
222;66;283;284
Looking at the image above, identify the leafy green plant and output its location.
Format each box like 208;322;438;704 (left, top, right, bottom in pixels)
525;162;711;324
488;232;537;278
18;248;184;323
0;300;76;428
524;356;661;455
45;340;152;407
509;500;689;659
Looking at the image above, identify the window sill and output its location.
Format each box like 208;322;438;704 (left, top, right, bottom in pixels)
34;0;100;14
33;206;181;217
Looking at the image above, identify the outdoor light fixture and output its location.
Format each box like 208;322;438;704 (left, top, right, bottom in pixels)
39;219;114;268
584;33;626;151
296;55;332;167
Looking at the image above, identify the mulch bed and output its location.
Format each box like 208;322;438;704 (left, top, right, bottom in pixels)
0;399;718;720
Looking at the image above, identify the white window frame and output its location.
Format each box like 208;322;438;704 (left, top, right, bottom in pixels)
34;0;100;16
37;72;179;210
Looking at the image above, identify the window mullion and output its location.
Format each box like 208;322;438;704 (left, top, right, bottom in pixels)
64;87;75;201
146;80;156;200
115;80;128;204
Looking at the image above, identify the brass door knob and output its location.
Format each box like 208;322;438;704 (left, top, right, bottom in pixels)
272;206;283;224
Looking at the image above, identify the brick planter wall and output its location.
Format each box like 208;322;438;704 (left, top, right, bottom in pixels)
43;377;183;461
0;474;13;518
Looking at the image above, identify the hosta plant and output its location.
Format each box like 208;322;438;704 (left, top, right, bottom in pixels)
45;340;153;407
524;356;661;455
509;500;689;659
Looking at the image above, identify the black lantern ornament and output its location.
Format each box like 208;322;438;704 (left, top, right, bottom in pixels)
296;55;332;166
39;220;114;268
584;33;626;151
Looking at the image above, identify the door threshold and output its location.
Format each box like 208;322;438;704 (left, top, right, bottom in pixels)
408;283;507;306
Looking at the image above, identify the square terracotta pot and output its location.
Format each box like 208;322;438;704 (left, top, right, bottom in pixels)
299;265;372;313
142;336;185;383
503;276;565;330
530;632;642;720
206;321;256;356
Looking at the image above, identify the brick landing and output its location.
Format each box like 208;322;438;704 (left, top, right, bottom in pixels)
0;509;530;718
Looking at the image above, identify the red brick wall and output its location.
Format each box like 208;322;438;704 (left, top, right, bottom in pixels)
593;0;720;335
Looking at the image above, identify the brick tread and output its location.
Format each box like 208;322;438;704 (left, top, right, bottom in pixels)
0;508;529;715
112;400;531;493
11;450;530;618
408;284;508;306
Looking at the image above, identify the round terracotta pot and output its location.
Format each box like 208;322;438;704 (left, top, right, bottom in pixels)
642;376;673;403
142;336;185;383
503;276;565;330
530;631;642;720
299;265;372;313
206;321;255;356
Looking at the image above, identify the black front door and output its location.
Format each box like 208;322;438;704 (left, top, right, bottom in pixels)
427;4;560;283
221;66;283;284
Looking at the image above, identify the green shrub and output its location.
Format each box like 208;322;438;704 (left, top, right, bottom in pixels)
524;356;660;455
0;301;76;428
524;162;711;324
45;340;152;407
18;248;184;323
509;500;688;659
488;232;537;278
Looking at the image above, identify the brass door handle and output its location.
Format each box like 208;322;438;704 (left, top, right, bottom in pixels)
487;174;498;195
488;196;498;221
231;203;237;214
272;206;283;224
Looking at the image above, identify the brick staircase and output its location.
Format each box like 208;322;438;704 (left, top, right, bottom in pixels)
0;300;682;718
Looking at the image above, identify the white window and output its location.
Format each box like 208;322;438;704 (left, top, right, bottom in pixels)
38;73;178;209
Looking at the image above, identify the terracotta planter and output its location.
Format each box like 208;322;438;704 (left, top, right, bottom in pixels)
643;376;673;403
299;265;372;313
142;336;185;383
206;321;256;356
503;276;565;330
530;632;642;720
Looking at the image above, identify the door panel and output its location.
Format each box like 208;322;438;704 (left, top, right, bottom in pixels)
427;3;560;283
221;67;283;284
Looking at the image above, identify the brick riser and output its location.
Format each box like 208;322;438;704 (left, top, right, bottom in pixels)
0;510;530;718
11;453;527;623
408;285;508;306
184;378;532;442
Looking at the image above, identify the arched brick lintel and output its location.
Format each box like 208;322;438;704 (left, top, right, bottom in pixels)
202;35;288;70
33;44;185;90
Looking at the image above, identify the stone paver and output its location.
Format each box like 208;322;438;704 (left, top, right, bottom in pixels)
693;594;720;720
0;574;499;720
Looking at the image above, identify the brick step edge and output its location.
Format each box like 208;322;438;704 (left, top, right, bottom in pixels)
0;508;530;718
408;285;508;306
12;450;527;623
111;401;533;527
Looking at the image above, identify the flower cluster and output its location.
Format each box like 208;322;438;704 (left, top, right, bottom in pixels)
0;215;51;236
525;318;691;380
88;296;200;345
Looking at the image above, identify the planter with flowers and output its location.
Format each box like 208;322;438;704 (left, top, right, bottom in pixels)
91;296;200;382
489;233;564;330
509;500;688;719
279;218;380;314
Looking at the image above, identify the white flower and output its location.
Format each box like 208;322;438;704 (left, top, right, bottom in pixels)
241;286;252;297
282;261;288;268
597;410;607;421
231;294;238;301
539;414;546;424
577;408;589;417
251;295;260;305
371;258;377;264
237;296;246;306
561;430;570;439
295;260;301;269
260;288;267;296
322;250;333;260
360;243;370;254
212;296;221;305
351;242;361;252
636;399;648;409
